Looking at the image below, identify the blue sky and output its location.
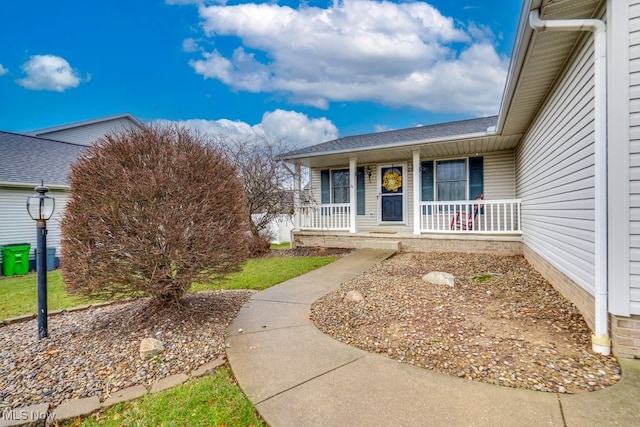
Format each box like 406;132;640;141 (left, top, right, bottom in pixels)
0;0;522;148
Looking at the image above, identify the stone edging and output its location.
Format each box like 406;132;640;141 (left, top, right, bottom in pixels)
1;301;117;327
0;357;226;427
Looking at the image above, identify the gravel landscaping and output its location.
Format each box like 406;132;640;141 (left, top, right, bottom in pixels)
0;290;253;410
311;252;621;394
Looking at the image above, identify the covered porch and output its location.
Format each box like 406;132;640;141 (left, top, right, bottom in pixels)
285;116;523;248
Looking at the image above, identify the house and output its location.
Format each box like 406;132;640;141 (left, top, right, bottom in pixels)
26;113;143;145
284;0;640;358
0;114;142;271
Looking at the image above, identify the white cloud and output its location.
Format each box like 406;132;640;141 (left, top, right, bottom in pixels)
182;38;199;52
161;109;338;149
183;0;507;115
17;54;86;92
0;64;8;76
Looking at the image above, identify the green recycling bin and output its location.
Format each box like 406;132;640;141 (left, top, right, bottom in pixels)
2;244;31;276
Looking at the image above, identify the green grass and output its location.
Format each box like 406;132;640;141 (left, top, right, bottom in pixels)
270;242;291;250
0;271;99;320
472;273;493;284
192;255;337;291
75;366;266;427
1;254;337;320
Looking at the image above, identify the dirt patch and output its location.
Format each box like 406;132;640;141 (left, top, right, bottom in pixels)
311;252;621;394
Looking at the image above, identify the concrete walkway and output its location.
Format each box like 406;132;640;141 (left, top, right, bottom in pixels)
226;249;640;426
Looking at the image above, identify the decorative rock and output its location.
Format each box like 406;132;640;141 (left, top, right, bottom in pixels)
422;271;455;287
139;338;165;361
344;290;364;303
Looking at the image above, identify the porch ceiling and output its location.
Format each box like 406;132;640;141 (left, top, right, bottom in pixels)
296;134;523;168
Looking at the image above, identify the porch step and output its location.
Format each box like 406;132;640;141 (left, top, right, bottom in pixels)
360;240;400;252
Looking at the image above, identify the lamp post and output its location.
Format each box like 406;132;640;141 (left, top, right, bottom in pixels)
26;182;55;339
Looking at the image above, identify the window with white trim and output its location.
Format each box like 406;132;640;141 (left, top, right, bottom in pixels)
320;168;366;214
421;157;483;201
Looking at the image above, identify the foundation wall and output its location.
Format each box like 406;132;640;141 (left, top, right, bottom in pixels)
611;315;640;358
292;232;523;256
523;245;596;332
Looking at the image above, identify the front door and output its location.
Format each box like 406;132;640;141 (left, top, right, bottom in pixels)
380;166;404;222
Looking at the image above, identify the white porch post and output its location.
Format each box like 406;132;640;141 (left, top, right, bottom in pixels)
293;162;301;231
413;150;421;235
349;157;357;233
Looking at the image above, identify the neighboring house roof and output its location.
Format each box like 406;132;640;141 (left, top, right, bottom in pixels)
27;113;143;146
0;131;87;188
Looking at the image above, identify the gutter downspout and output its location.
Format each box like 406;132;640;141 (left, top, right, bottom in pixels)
529;10;610;355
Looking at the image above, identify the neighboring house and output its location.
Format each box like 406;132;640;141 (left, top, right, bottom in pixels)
0;114;143;270
284;0;640;358
26;113;143;145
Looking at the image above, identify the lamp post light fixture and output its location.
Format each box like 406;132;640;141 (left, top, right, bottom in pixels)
26;182;55;340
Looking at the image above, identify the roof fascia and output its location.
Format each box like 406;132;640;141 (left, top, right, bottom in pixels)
0;181;69;190
26;113;143;136
284;129;496;162
0;130;88;147
495;0;539;133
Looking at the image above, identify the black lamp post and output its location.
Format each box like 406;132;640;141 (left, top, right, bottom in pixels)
26;182;55;339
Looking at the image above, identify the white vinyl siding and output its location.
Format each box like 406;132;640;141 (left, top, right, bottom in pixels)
34;118;139;146
0;187;68;264
358;165;382;230
629;0;640;312
484;151;516;200
516;33;596;295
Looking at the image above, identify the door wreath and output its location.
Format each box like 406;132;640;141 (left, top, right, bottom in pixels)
382;170;402;192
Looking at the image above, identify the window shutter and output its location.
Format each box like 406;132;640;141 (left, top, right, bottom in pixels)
320;170;330;204
420;161;434;201
469;157;484;199
357;167;365;215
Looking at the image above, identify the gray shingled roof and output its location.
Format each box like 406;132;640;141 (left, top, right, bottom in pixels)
285;115;498;158
0;131;88;187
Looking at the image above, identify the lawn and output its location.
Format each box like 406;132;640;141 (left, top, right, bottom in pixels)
0;252;337;320
76;366;266;427
0;271;98;320
192;255;337;291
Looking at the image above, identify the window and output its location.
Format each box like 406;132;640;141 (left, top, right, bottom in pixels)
320;167;365;214
437;159;466;201
421;157;483;201
332;170;350;203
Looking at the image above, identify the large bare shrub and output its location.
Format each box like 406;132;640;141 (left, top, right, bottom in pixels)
61;125;251;304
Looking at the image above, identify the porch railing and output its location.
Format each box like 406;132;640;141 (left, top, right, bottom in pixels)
298;203;351;230
419;199;521;233
296;199;521;233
